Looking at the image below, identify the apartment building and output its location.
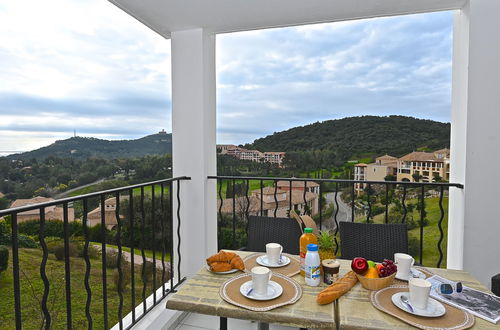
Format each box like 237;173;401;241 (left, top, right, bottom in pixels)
354;150;448;195
218;186;318;218
216;144;286;166
397;148;450;183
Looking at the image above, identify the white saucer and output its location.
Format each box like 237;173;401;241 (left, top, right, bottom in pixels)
395;268;426;282
256;255;290;268
239;280;283;301
205;265;239;274
392;292;446;317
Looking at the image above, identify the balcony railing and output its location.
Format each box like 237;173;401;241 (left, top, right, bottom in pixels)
209;175;463;269
0;176;190;330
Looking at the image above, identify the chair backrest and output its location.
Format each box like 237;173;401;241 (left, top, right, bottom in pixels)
339;222;408;262
247;216;303;255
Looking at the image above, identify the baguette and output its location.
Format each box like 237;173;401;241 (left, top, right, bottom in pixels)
316;271;358;305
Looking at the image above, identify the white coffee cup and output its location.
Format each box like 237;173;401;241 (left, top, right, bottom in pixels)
394;253;415;279
251;266;272;296
266;243;283;264
409;278;432;309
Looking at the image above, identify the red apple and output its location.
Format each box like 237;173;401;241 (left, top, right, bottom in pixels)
351;257;368;274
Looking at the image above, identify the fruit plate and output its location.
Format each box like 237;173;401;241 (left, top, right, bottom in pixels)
356;272;396;290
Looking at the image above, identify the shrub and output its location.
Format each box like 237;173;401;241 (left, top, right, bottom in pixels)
87;244;101;259
53;243;78;261
113;261;131;292
88;224;109;243
45;237;64;253
18;234;38;248
0;245;8;273
18;220;84;239
105;249;126;269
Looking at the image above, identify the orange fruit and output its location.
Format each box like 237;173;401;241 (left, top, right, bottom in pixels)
364;267;379;278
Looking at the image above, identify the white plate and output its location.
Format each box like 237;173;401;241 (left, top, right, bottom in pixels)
391;292;446;318
205;265;239;275
395;268;426;282
239;280;283;301
256;255;290;268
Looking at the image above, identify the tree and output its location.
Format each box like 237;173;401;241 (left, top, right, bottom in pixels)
412;173;423;182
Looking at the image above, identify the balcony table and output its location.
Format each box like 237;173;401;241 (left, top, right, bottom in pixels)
335;259;499;329
166;250;339;329
165;251;498;329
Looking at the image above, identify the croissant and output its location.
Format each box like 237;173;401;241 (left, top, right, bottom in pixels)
210;262;233;272
206;250;236;264
316;271;358;305
230;255;245;271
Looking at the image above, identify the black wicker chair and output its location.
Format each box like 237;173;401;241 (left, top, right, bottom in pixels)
245;216;302;255
339;222;408;262
492;274;500;296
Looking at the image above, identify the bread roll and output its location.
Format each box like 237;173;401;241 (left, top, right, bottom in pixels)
316;271;358;305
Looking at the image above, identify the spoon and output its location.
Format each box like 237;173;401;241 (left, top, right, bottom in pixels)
400;295;414;313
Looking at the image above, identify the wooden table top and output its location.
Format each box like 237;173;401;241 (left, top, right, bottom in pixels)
166;250;337;328
335;259;499;329
166;251;499;329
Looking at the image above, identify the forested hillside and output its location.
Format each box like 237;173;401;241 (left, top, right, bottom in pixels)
245;116;450;159
7;132;172;160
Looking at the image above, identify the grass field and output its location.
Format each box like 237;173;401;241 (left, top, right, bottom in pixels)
0;248;165;329
91;242;171;261
369;197;449;268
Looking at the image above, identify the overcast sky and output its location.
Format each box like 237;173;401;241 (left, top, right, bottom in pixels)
0;1;453;155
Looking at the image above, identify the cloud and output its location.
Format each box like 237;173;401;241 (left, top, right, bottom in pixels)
0;2;453;152
216;11;453;144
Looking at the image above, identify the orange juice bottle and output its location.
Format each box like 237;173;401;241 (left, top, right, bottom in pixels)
300;228;317;276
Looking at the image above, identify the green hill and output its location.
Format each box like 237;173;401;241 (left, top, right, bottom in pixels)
6;132;172;160
244;116;450;159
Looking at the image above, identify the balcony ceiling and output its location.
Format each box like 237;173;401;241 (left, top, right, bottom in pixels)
109;0;466;38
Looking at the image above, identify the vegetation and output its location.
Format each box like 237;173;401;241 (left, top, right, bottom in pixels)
5;132;171;161
245;115;449;166
0;245;8;273
0;248;163;329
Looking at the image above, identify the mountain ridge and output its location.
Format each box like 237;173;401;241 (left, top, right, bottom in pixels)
244;115;450;159
6;132;172;160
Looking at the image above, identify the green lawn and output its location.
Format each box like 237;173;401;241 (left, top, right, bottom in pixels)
0;248;167;329
370;197;449;268
91;242;171;261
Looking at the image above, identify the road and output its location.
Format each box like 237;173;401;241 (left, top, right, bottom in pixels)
54;178;106;199
323;192;352;230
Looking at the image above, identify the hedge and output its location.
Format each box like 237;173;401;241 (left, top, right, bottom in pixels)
0;245;8;273
17;220;83;238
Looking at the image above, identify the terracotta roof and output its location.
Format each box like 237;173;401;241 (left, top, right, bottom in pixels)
0;192;4;198
376;154;397;160
355;163;368;167
218;191;317;214
398;151;442;162
10;196;56;215
276;180;319;188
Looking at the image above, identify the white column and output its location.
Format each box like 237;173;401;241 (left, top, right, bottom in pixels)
450;0;500;286
171;28;217;277
448;4;469;270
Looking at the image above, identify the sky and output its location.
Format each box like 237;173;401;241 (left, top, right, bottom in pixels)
0;0;453;155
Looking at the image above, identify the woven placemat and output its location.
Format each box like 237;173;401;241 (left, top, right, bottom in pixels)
370;285;475;330
220;272;303;312
243;253;300;277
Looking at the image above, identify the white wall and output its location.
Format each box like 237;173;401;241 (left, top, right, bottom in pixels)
454;0;500;287
171;28;218;277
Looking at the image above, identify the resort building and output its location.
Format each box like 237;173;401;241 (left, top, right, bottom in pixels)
8;196;75;223
216;144;286;166
354;150;449;195
86;196;129;229
218;186;318;218
396;148;450;183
